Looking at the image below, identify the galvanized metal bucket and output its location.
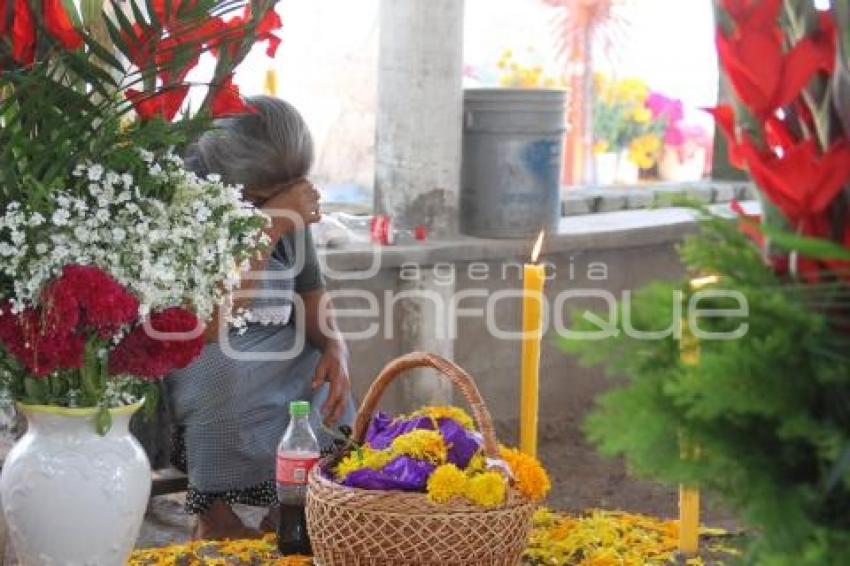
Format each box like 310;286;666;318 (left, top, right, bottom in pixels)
461;88;567;239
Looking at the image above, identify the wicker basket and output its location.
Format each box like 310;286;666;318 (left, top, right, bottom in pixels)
306;352;536;566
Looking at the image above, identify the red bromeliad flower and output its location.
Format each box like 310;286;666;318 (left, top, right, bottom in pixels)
109;307;205;381
208;4;283;59
43;0;83;51
717;0;834;119
256;6;283;58
210;76;254;117
4;0;83;66
126;85;190;121
705;105;745;168
151;0;200;28
121;22;160;72
737;136;850;227
11;0;36;66
155;34;202;84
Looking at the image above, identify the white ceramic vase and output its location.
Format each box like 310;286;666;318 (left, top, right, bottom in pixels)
615;150;640;185
659;146;707;182
0;403;150;566
594;152;618;185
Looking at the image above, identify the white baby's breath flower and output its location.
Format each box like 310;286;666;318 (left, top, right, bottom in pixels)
0;152;266;324
73;226;90;243
87;164;104;182
51;209;71;226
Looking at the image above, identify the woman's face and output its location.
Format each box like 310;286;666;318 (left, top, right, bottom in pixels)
243;177;304;208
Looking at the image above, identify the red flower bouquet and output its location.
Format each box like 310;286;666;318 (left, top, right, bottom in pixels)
712;0;850;281
0;2;282;431
0;265;204;432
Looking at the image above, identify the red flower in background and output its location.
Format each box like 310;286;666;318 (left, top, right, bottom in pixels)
122;23;160;71
11;0;36;66
209;76;254;117
43;0;83;50
109;307;205;381
737;136;850;226
705;105;746;168
720;0;782;30
155;34;202;84
717;0;834;118
3;0;83;67
208;5;283;59
0;1;8;38
256;7;283;58
126;85;190;121
151;0;200;27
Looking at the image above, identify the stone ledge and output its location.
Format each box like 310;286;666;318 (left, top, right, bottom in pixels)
560;181;755;217
320;201;760;273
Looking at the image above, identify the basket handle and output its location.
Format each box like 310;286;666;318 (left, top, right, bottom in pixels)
352;352;501;460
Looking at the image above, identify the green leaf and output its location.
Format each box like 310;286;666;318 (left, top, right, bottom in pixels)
95;406;112;436
23;377;49;405
759;223;850;261
141;382;159;421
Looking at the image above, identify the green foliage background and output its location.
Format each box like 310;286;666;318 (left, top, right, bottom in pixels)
561;216;850;564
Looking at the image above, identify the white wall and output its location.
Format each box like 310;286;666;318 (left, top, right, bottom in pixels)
233;0;718;190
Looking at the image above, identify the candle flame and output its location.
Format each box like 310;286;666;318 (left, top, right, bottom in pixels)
531;231;545;263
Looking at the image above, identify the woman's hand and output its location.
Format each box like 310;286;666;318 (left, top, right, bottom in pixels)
311;342;351;425
259;179;322;236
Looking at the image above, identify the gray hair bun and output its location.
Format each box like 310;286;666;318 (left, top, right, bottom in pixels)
186;95;314;194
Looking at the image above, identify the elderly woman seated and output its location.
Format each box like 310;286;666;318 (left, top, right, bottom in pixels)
166;96;355;540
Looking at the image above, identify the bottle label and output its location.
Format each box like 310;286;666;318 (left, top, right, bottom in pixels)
277;454;320;485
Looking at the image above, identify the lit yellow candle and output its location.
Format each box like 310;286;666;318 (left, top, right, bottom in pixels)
520;231;546;458
678;275;717;555
263;67;279;97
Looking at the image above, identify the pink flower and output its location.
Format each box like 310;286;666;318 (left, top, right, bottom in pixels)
647;92;684;123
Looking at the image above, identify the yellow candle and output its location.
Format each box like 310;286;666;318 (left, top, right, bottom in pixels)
263;68;279;97
678;484;700;555
677;275;716;556
520;232;546;458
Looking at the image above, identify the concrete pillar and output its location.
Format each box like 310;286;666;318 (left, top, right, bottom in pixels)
394;269;455;409
375;0;465;238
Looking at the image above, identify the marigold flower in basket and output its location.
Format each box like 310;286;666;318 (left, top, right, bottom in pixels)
500;446;552;502
331;404;551;509
465;471;508;507
426;463;467;503
390;429;448;464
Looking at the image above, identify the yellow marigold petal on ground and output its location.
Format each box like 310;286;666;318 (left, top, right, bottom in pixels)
427;463;468;503
390;429;447;464
464;471;507;507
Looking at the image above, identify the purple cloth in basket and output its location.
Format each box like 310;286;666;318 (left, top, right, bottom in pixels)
342;456;436;492
364;412;482;469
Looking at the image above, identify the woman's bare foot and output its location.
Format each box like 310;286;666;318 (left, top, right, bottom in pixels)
193;500;262;541
259;504;279;533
